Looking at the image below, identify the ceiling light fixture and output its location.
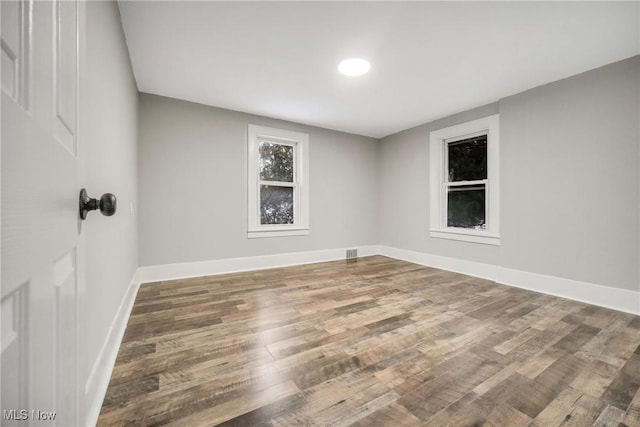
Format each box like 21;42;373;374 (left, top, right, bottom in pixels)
337;58;370;76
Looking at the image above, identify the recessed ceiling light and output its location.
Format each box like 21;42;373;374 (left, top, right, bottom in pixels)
337;58;370;76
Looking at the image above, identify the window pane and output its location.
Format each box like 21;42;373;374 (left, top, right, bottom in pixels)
260;185;294;224
447;185;485;229
259;141;294;182
448;135;487;182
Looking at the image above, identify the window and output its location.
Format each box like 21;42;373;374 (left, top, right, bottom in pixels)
429;114;500;245
247;124;309;238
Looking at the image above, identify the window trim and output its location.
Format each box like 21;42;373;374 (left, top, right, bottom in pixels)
247;124;309;238
429;114;500;245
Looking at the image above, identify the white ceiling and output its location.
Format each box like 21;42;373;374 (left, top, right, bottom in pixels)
118;1;639;138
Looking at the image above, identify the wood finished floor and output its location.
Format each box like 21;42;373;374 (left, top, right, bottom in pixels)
98;256;640;426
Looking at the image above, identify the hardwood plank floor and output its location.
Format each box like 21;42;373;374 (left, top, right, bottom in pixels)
98;256;640;426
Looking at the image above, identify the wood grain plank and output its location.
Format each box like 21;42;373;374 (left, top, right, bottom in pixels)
602;353;640;410
97;256;640;426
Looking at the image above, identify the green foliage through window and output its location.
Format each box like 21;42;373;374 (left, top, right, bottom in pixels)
260;185;294;224
447;135;487;182
446;134;487;229
259;141;294;182
447;185;486;229
258;140;295;225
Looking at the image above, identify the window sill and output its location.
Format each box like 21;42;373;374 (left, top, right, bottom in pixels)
247;227;310;239
430;228;500;246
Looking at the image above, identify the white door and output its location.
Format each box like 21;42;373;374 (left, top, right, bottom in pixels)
2;1;83;425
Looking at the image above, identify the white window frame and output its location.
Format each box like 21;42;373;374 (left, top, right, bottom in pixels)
247;124;309;238
429;114;500;246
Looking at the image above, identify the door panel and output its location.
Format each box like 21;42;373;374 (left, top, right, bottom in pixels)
54;0;77;155
0;0;25;104
2;0;82;425
0;285;27;415
53;249;78;426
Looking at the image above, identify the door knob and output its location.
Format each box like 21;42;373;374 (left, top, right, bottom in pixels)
79;189;117;220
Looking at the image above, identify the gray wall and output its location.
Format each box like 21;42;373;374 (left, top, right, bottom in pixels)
499;56;639;291
138;94;379;267
80;0;138;418
380;56;640;291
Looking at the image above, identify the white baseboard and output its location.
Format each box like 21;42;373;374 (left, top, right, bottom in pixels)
84;269;140;427
497;266;640;316
379;245;640;315
379;246;502;282
139;245;638;314
138;245;381;284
